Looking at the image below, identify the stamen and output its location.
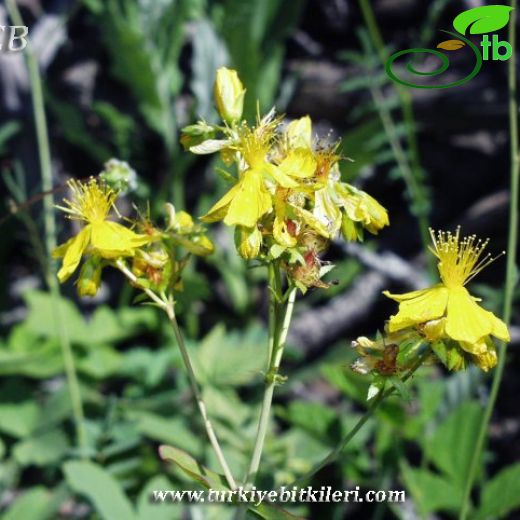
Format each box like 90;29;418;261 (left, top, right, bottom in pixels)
55;178;117;224
428;226;504;287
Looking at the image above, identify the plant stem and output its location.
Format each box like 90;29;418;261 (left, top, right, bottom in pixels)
165;305;237;490
115;260;237;490
6;0;87;454
243;283;298;487
235;279;296;520
459;3;519;519
367;77;432;261
289;349;430;487
357;0;434;276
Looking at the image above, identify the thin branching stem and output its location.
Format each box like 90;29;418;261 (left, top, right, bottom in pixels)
6;0;87;454
288;348;431;487
358;0;434;276
115;260;237;490
459;2;519;518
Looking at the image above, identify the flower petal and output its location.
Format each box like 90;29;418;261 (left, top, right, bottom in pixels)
313;188;342;236
57;226;92;283
285;116;312;149
386;286;449;332
90;221;150;258
490;313;510;342
471;340;497;372
383;286;441;302
445;286;495;344
201;182;241;223
277;149;316;179
291;205;330;238
224;169;272;227
265;162;299;189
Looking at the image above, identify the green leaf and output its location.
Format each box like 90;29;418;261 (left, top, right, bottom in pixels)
218;0;305;116
45;93;112;162
282;401;341;445
0;332;63;379
78;345;123;379
13;429;70;467
158;444;228;490
63;460;137;520
388;376;412;401
201;386;250;427
190;19;228;120
476;463;520;520
24;291;87;344
0;121;21;154
127;411;200;453
158;446;300;519
137;476;182;520
0;400;39;438
427;401;483;488
190;324;267;387
400;463;464;516
251;502;303;520
321;364;369;404
453;5;514;35
94;0;189;142
3;487;55;520
119;347;172;387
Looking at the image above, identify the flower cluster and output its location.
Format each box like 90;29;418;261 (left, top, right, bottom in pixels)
181;67;389;291
53;170;213;297
352;227;510;381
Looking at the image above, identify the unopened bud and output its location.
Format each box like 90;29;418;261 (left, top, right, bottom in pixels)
214;67;246;123
235;225;262;259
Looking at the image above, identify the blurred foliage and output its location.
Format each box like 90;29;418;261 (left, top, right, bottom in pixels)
0;0;519;519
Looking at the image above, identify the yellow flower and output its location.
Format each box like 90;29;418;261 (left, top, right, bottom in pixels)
202;167;273;228
337;183;389;236
283;116;389;241
384;228;510;347
53;179;151;283
214;67;246;123
201;121;315;228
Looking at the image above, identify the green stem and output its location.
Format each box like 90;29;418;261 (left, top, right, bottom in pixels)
459;3;519;518
266;263;278;365
244;281;297;487
289;349;430;487
165;305;237;490
235;277;296;520
367;76;432;260
115;260;237;490
358;0;434;276
6;0;87;454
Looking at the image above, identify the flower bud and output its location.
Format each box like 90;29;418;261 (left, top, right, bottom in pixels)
99;159;137;194
471;340;497;372
235;225;262;259
285;116;312;149
214;67;246;123
341;214;363;241
76;257;102;297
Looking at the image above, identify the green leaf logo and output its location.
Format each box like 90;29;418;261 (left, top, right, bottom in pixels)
453;5;514;35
